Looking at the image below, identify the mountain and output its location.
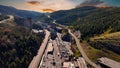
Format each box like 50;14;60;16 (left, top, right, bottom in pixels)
39;6;120;62
0;5;42;19
39;6;97;24
39;6;120;61
40;6;120;40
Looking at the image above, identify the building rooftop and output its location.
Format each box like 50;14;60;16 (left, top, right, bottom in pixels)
98;57;120;68
63;62;74;68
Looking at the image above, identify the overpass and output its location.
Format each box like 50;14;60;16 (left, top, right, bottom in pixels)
28;30;50;68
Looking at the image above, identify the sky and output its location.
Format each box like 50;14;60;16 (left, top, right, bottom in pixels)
0;0;120;12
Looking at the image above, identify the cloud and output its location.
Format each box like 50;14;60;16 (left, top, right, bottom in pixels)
40;9;55;12
25;0;76;12
25;0;110;12
96;3;110;8
78;0;104;7
26;1;40;6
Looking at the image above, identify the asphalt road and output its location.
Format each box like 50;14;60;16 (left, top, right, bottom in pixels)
28;30;50;68
77;57;87;68
53;40;61;68
0;15;14;23
47;15;101;68
68;29;101;68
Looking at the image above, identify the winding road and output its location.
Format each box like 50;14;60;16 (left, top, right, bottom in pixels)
0;15;14;23
68;29;101;68
47;15;101;68
53;20;101;68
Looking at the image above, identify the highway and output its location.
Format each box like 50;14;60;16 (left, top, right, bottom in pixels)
47;15;100;68
52;40;62;68
52;19;100;68
68;29;101;68
77;57;87;68
28;30;50;68
40;39;62;68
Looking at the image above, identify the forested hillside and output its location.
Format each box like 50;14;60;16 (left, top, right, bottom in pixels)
39;6;120;59
0;23;44;68
0;5;42;19
90;32;120;54
73;7;120;40
40;6;120;40
40;6;97;24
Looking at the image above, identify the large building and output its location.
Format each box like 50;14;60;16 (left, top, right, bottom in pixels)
63;62;75;68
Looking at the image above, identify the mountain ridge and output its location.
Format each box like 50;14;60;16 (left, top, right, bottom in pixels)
0;5;42;19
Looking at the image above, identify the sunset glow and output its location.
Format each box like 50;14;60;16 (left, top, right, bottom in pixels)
0;0;120;12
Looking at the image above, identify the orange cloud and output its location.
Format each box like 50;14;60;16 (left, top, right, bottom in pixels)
40;9;56;12
26;1;40;6
25;0;76;12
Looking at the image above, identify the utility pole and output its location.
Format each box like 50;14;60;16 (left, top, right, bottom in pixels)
27;17;33;35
